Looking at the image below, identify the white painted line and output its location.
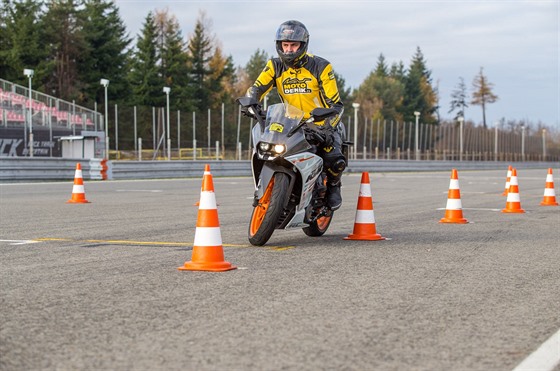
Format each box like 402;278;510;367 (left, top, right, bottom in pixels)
116;190;163;193
0;240;40;245
441;191;486;194
436;207;501;211
513;328;560;371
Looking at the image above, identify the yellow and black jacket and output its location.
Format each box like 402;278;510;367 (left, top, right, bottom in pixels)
246;53;344;128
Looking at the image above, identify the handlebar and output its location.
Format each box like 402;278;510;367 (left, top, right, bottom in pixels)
236;96;339;136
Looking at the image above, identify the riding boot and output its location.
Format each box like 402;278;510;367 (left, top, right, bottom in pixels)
327;179;342;211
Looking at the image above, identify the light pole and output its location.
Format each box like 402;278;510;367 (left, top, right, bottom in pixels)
100;78;109;159
458;116;464;161
414;111;420;160
542;129;546;160
163;87;171;160
23;69;34;157
494;121;499;162
352;102;360;160
521;124;525;161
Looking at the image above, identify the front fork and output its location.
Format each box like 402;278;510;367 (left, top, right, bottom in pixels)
251;161;295;209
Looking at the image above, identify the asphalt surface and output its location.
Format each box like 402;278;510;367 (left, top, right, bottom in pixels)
1;168;559;371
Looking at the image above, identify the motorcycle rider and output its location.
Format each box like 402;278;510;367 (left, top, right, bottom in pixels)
244;20;346;210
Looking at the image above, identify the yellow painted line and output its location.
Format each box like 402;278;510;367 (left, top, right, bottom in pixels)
86;239;189;246
33;238;294;250
36;238;71;241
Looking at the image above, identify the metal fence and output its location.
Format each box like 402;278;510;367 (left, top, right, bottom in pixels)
1;79;558;162
0;78;103;131
347;118;558;162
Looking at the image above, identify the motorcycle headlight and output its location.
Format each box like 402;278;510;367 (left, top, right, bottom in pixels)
256;142;286;158
273;144;286;154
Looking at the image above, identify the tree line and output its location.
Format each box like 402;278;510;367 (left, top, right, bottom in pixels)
3;0;550;151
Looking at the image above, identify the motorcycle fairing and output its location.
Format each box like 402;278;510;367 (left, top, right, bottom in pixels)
282;152;323;229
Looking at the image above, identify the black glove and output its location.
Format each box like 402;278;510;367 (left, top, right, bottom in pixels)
318;126;335;147
241;105;262;119
305;126;334;147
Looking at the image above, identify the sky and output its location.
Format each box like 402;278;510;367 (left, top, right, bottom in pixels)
115;0;559;129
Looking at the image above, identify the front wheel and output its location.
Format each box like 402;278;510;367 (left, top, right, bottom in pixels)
248;172;290;246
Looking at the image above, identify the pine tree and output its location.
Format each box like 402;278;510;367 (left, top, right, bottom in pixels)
206;46;235;107
42;0;88;101
128;12;161;107
244;48;269;83
0;0;47;86
448;77;469;121
374;53;388;77
471;67;498;128
79;0;131;105
0;1;8;75
239;48;280;105
157;10;192;111
187;12;213;111
333;70;352;106
403;46;437;125
389;61;406;83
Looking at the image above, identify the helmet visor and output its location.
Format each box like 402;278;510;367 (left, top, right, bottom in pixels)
275;24;308;42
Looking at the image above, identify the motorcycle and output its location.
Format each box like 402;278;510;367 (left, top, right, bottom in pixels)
237;97;350;246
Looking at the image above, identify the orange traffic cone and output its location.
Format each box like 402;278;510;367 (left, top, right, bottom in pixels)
344;172;385;241
502;165;512;196
540;168;558;206
439;169;468;223
178;164;236;272
67;163;90;203
502;168;525;213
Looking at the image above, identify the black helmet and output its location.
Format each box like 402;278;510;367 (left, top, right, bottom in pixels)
275;20;309;68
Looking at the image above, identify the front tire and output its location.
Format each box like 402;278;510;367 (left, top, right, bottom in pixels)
248;172;290;246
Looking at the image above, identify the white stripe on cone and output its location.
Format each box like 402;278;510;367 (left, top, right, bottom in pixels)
506;192;521;202
198;191;217;209
193;227;223;246
445;198;463;210
354;209;376;224
544;188;556;197
359;186;372;197
72;185;85;193
449;179;460;189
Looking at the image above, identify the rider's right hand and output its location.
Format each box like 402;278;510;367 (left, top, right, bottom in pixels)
241;105;263;119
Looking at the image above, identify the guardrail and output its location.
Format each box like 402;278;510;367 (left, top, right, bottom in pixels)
0;157;558;182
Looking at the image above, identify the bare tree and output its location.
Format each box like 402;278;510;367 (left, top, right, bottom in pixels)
471;67;498;128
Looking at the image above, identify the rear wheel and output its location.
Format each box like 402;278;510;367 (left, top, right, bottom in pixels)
303;175;333;237
303;213;333;236
248;172;290;246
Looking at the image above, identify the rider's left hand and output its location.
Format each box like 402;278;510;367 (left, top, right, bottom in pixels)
319;126;335;147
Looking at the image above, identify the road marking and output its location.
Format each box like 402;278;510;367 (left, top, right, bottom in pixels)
513;328;560;371
116;189;163;193
0;239;40;245
33;238;293;250
436;207;501;211
36;238;191;246
441;191;486;194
